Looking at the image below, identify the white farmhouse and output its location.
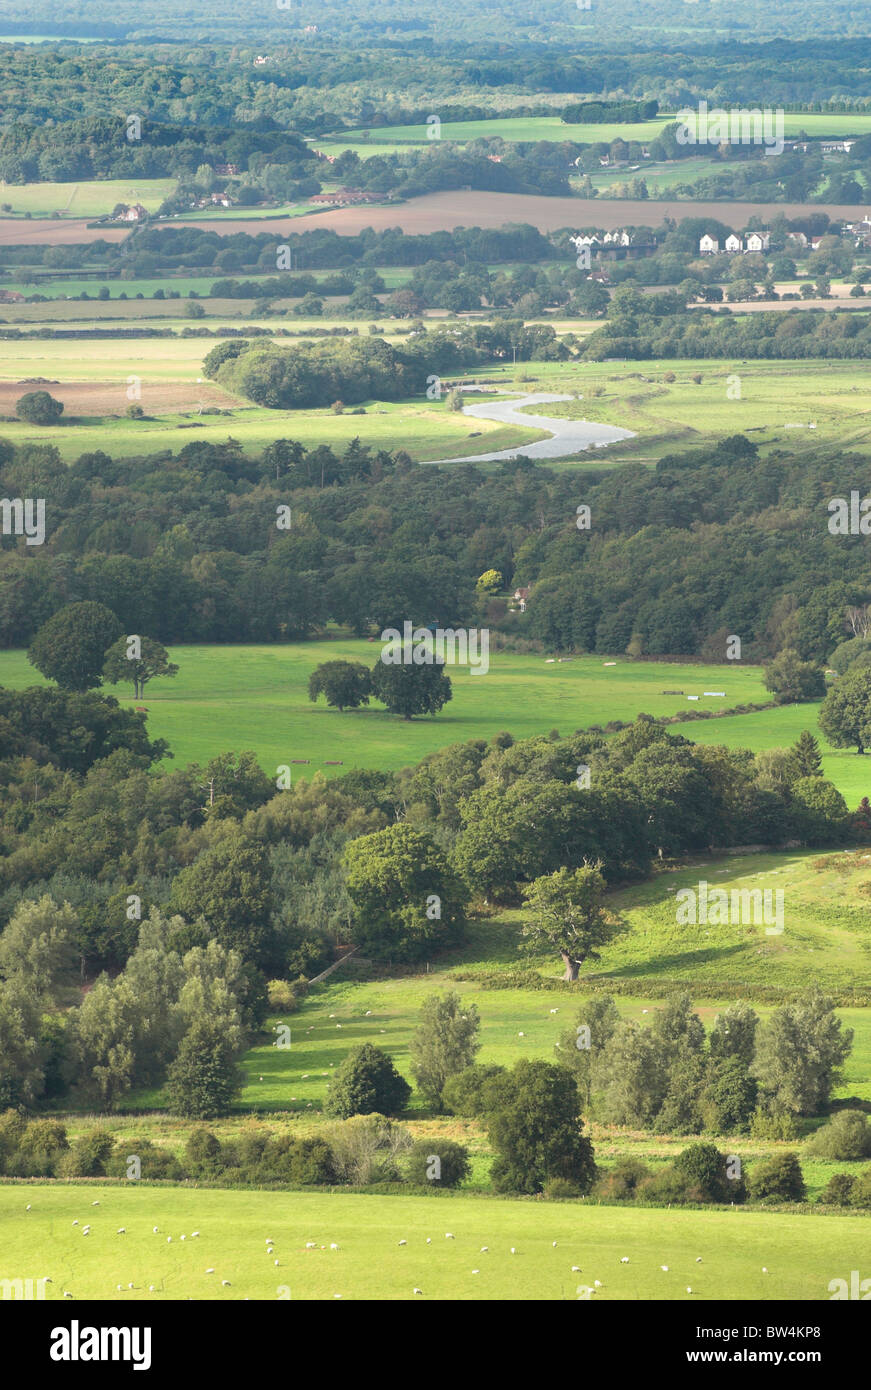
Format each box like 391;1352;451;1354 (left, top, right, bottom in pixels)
699;233;719;254
745;231;770;252
724;233;743;253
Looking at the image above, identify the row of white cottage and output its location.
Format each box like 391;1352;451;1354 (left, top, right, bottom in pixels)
699;231;771;255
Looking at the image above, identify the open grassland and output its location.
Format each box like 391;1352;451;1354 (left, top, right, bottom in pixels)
0;645;779;775
0;178;176;218
1;643;865;801
2;1183;866;1301
0;396;544;461
604;850;871;1001
338;111;871;148
0;268;416;301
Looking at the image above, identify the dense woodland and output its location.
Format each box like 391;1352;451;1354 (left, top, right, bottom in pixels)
1;430;870;667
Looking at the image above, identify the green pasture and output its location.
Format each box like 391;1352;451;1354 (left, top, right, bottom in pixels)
337;111;871;149
0;645;776;774
605;851;871;1001
0;268;415;301
232;971;871;1118
0;397;543;462
2;1183;865;1300
0;178;176;217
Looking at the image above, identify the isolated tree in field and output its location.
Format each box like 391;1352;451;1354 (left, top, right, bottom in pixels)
370;658;452;719
166;1016;245;1119
308;659;372;711
819;666;871;754
521;862;622;981
763;648;826;704
342;824;468;961
752;986;853;1116
102;634;179;700
28;601;123;691
16;390;64;425
325;1043;411;1119
487;1058;596;1195
409;991;481;1111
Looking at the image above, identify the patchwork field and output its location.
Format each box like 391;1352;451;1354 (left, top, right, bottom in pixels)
2;1183;865;1301
3;345;871;465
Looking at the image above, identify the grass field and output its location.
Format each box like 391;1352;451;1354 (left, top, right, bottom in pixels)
337;112;871;149
3;342;871;464
0;644;781;773
233;968;871;1117
0;179;176;217
2;1183;865;1301
0;397;544;461
1;645;865;806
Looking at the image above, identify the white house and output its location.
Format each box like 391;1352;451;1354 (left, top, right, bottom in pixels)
745;231;770;252
724;233;743;253
699;234;719;254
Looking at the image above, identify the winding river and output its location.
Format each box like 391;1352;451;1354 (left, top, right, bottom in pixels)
423;391;635;465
